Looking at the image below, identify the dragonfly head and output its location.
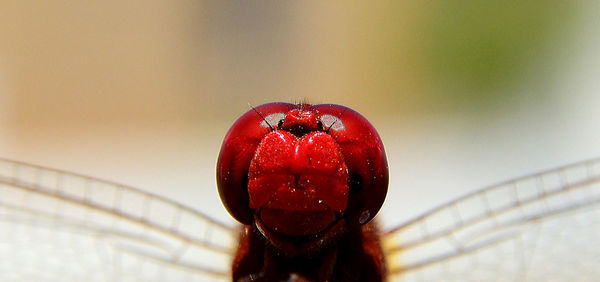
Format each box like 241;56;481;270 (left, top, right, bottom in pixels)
216;102;389;241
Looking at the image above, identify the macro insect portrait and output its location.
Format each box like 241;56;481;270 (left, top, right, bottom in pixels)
1;2;600;282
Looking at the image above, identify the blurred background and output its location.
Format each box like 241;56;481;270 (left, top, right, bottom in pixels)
0;1;599;227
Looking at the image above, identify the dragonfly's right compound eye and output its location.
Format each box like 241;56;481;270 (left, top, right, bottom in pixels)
216;103;294;224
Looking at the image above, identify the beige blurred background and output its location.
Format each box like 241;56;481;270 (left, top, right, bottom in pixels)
1;1;599;227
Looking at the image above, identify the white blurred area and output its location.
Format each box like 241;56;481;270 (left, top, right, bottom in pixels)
0;1;600;230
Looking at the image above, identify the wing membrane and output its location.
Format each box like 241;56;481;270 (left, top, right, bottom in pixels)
384;158;600;281
0;158;236;281
5;156;600;281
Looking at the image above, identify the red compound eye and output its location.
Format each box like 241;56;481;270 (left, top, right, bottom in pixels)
216;103;388;229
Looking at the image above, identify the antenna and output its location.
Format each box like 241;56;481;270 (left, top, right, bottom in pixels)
248;103;274;131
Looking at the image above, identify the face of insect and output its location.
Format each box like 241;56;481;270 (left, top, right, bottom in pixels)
216;103;388;248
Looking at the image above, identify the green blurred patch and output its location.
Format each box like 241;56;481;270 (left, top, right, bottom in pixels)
422;1;580;110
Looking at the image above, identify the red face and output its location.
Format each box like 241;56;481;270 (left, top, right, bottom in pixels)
216;103;388;239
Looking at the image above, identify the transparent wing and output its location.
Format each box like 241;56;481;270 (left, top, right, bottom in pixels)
0;158;236;282
384;158;600;282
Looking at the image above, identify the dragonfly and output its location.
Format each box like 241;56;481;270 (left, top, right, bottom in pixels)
1;103;600;281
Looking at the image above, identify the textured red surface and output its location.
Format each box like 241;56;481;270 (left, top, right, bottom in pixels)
248;131;349;211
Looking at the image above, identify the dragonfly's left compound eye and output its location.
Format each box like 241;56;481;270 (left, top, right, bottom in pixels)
311;104;388;226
